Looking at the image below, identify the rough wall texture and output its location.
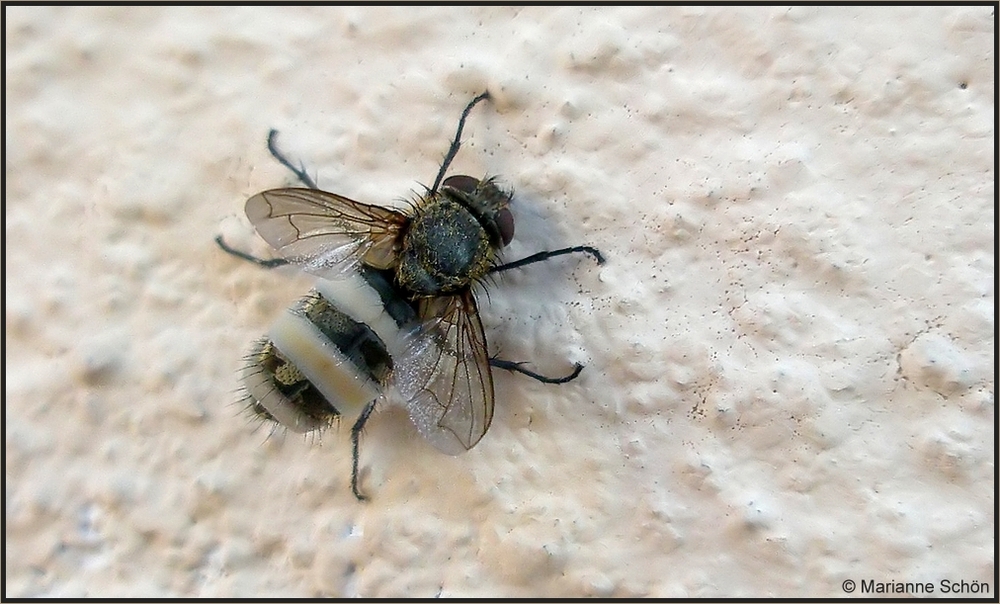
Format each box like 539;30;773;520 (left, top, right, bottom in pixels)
5;6;994;597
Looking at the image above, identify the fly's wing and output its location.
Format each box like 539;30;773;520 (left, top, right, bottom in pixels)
245;188;407;279
394;291;494;455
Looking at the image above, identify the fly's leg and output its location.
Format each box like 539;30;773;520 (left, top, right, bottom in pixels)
215;235;290;268
489;359;584;384
488;245;604;384
431;92;491;194
266;128;319;189
216;128;320;266
272;90;490;194
350;399;377;502
490;246;605;274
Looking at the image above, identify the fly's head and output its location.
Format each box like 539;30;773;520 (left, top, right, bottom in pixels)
440;175;515;250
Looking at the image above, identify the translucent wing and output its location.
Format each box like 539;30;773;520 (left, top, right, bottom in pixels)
245;188;407;279
395;291;494;455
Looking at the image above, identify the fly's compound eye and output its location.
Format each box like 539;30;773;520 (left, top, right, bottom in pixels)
496;207;515;247
441;175;480;195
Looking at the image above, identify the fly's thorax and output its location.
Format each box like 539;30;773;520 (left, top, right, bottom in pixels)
397;195;494;296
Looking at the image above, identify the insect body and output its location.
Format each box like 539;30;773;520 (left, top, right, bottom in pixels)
223;92;603;500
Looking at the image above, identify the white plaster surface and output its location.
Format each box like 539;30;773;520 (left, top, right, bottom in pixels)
4;6;995;598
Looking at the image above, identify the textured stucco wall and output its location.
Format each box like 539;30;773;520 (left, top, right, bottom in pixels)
5;6;994;597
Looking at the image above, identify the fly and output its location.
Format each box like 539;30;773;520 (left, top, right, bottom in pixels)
218;92;604;499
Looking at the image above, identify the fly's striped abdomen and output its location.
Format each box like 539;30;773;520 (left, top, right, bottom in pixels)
241;267;417;433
